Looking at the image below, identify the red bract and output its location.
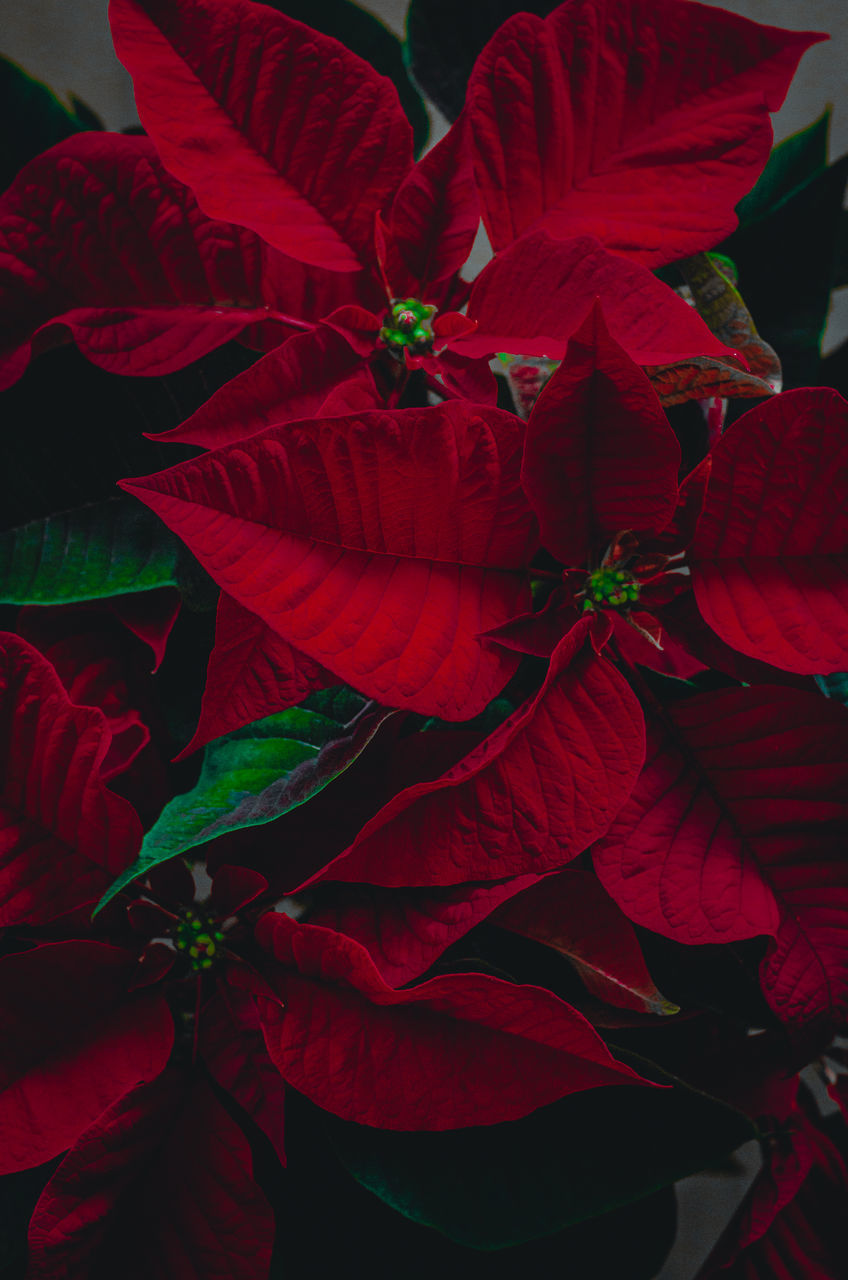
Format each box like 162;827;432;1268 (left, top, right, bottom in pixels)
593;685;848;1037
691;387;848;674
491;867;675;1016
0;0;745;397
0;941;173;1174
26;1071;274;1280
121;401;537;720
109;0;413;271
253;910;654;1129
466;0;824;264
0;136;320;389
302;619;644;888
0;632;142;926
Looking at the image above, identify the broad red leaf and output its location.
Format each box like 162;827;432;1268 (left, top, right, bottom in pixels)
455;231;735;365
110;0;412;270
522;302;681;567
121;402;538;720
201;984;287;1164
0;134;301;388
692;388;848;674
0;633;143;926
255;911;653;1129
493;868;676;1015
152;324;371;449
466;0;823;264
593;686;848;1035
17;604;161;782
305;620;644;887
310;877;540;987
0;941;172;1174
26;1070;274;1280
177;594;333;758
383;113;479;296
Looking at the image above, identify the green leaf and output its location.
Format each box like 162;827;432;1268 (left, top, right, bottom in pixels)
816;672;848;703
263;0;429;154
0;55;84;191
94;692;396;911
326;1065;755;1249
0;497;183;604
719;152;848;388
735;109;830;229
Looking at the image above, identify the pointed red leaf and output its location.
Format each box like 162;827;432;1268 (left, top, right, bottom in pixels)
456;232;736;365
466;0;824;264
384;113;479;296
27;1071;274;1280
0;941;173;1174
692;388;848;674
522;302;681;567
0;633;143;926
152;324;371;449
593;686;848;1035
120;402;537;720
201;985;287;1165
493;868;676;1015
177;594;333;759
109;0;412;270
310;877;540;987
306;620;644;887
0;134;300;387
255;911;653;1129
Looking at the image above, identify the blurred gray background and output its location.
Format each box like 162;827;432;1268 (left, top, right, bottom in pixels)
2;2;845;1276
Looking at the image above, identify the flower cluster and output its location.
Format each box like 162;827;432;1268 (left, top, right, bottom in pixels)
1;0;847;1274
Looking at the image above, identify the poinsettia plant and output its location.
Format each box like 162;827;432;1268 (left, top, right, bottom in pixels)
1;0;848;1275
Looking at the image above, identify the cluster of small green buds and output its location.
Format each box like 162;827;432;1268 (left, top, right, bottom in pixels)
583;566;641;611
174;909;225;972
379;298;437;356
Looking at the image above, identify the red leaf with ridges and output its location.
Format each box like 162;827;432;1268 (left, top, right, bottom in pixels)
0;941;173;1174
593;686;848;1034
120;402;538;720
692;388;848;674
310;877;540;987
109;0;412;270
384;113;479;296
305;620;644;887
493;868;676;1014
255;911;653;1129
521;302;681;567
0;633;143;926
201;984;287;1165
26;1071;274;1280
0;134;301;388
152;325;372;448
177;594;333;759
466;0;823;264
456;231;735;365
